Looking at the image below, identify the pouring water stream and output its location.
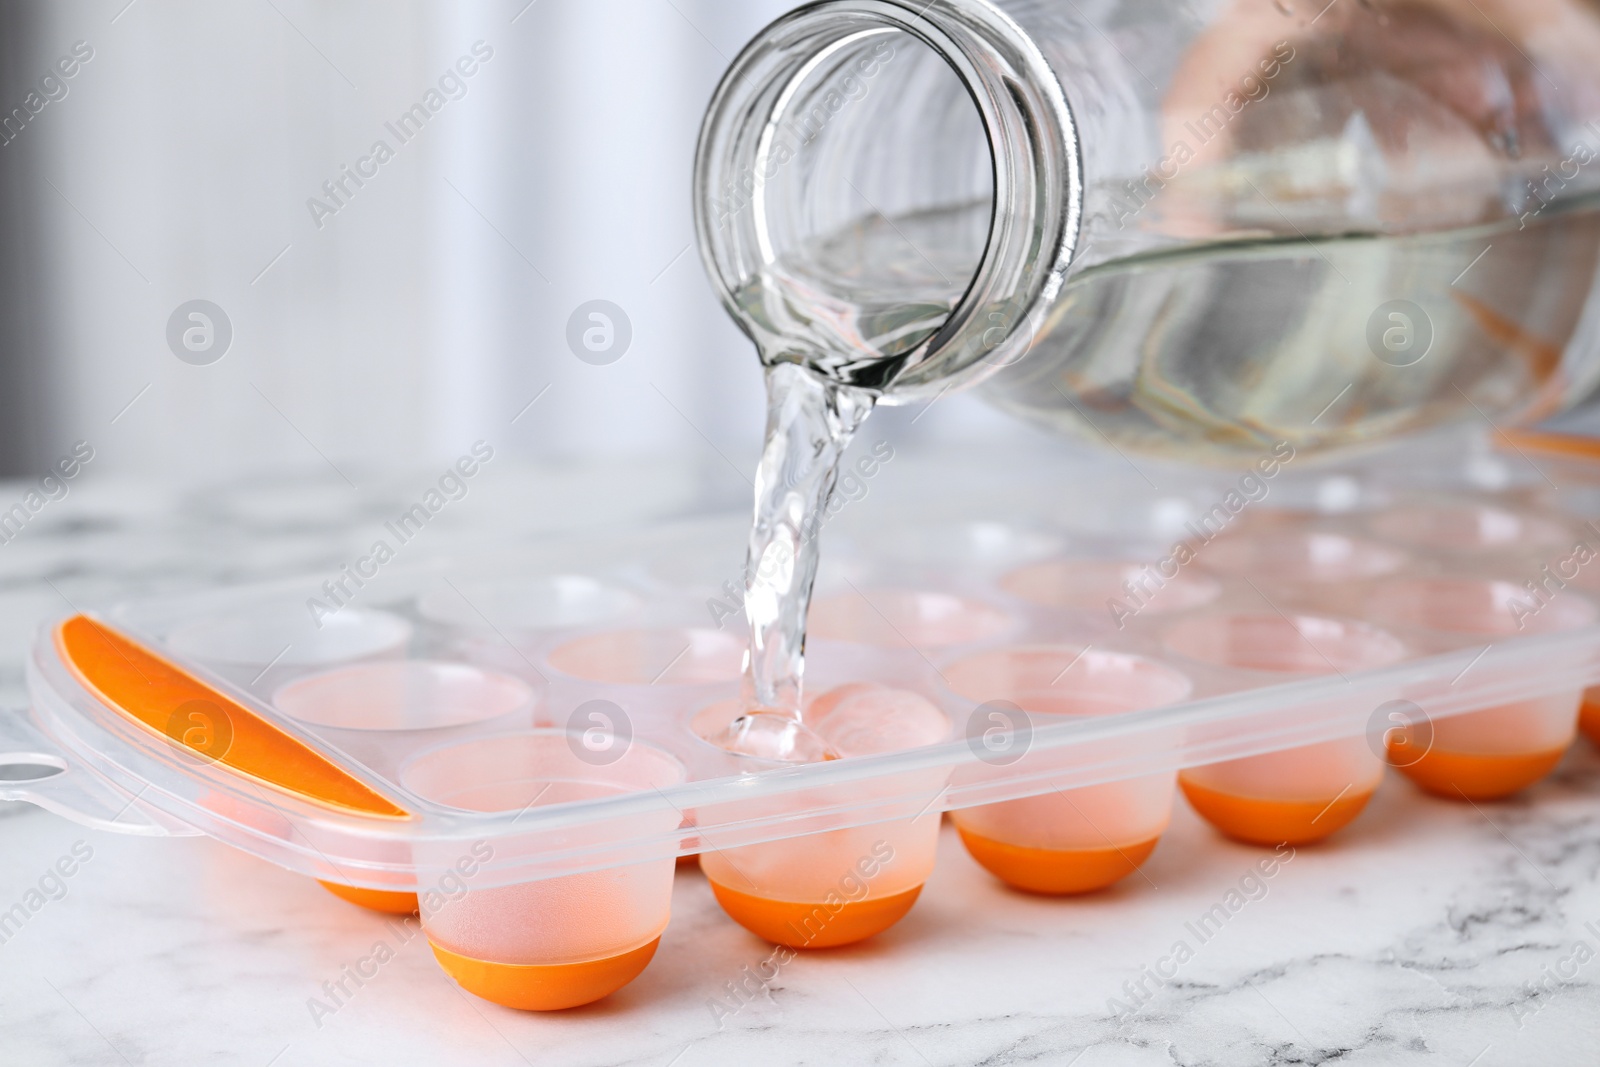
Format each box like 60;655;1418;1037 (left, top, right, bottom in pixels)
724;361;876;762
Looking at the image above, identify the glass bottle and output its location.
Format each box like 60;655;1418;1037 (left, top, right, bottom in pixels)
694;0;1600;462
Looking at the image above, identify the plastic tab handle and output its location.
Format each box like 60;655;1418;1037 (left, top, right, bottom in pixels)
56;615;408;819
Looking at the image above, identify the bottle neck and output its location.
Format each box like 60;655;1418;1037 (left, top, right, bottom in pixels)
693;0;1081;400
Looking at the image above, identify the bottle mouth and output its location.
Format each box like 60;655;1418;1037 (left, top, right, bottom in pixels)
693;0;1080;398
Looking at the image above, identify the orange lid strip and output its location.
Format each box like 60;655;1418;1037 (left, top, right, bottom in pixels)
56;615;407;819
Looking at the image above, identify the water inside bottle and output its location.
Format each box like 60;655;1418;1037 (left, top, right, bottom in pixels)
991;205;1600;458
741;196;1600;459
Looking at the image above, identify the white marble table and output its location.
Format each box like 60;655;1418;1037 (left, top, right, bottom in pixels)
1;466;1598;1066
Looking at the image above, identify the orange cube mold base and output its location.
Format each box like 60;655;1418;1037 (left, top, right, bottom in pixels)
1391;742;1570;800
317;881;420;915
1179;777;1375;846
430;938;662;1011
707;881;924;949
957;829;1159;895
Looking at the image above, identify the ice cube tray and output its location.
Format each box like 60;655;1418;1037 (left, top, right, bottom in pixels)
9;433;1600;1009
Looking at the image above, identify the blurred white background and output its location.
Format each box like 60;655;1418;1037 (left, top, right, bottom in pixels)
0;0;1037;485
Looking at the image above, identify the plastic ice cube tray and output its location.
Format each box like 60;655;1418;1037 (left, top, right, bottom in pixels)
10;436;1600;1008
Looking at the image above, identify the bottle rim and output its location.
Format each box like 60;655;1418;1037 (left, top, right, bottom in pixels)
692;0;1083;399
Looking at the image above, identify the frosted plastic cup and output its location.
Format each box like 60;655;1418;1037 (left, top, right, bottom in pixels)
417;575;639;679
545;627;744;686
1367;502;1571;557
997;558;1221;620
941;646;1192;894
543;627;743;863
274;660;536;733
691;688;949;949
418;575;639;633
540;626;744;725
807;588;1013;689
274;660;538;913
1368;578;1597;799
1196;531;1408;584
419;575;643;675
400;732;686;1011
1164;612;1409;845
165;605;412;692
